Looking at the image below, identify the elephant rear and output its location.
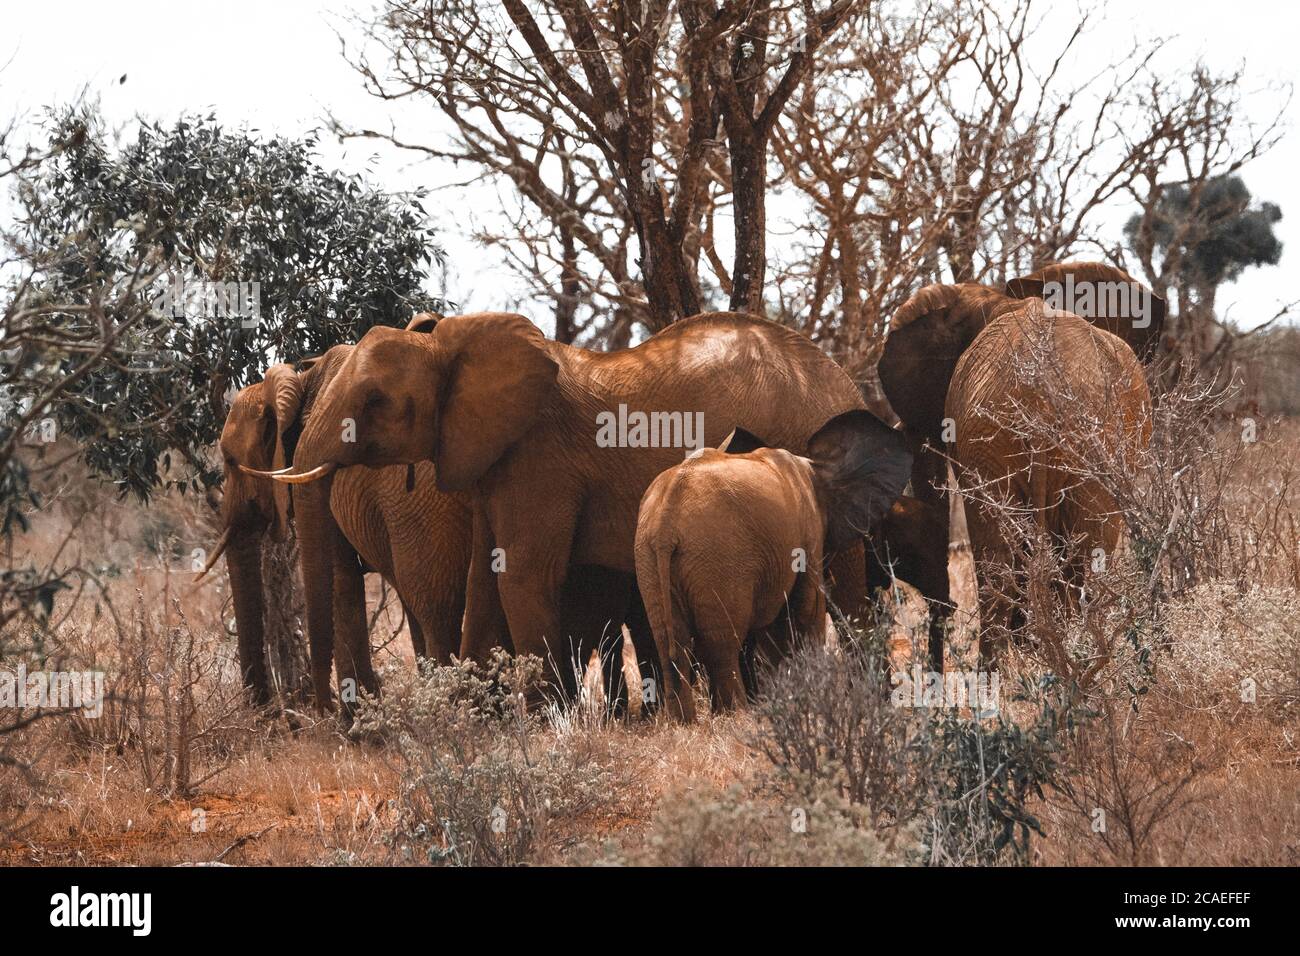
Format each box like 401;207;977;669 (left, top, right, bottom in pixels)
635;449;822;720
946;301;1152;639
948;301;1151;546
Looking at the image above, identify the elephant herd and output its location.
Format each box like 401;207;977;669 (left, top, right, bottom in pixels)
204;261;1163;720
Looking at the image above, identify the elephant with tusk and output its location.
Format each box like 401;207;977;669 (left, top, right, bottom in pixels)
206;313;474;712
252;310;875;700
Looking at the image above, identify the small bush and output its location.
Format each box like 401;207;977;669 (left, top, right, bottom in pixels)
751;622;1069;866
355;650;613;866
750;627;925;830
605;784;905;867
1162;583;1300;715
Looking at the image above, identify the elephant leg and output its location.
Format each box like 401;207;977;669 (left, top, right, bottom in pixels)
419;596;465;664
459;501;511;663
653;606;697;723
960;490;1013;666
911;437;948;504
927;604;951;673
744;617;793;701
497;555;578;697
917;531;951;673
746;569;827;698
790;567;828;646
402;601;425;661
635;559;696;723
687;594;750;713
490;499;581;696
825;541;867;621
695;627;747;714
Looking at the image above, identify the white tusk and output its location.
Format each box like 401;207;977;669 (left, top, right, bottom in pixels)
271;462;337;484
193;526;234;584
239;464;294;478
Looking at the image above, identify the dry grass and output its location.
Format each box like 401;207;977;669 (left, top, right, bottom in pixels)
2;419;1298;866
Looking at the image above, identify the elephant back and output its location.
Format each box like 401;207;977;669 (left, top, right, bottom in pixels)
949;301;1151;440
1006;261;1166;362
596;311;868;455
946;301;1151;546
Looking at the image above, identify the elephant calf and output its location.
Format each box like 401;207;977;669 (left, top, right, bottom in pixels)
634;410;912;722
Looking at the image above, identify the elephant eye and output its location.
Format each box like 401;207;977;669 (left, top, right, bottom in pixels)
363;389;387;410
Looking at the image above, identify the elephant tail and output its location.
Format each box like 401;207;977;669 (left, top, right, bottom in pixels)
636;537;695;722
657;544;695;721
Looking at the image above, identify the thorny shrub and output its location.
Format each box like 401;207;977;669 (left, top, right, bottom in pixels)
750;621;1069;866
355;650;613;866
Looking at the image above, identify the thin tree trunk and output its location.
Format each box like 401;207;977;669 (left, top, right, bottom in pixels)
729;136;768;314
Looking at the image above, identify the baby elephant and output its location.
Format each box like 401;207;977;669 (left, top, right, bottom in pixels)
635;410;912;721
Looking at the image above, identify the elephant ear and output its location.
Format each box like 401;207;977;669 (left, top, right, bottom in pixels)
807;410;914;551
405;312;442;334
719;427;767;454
879;283;1011;443
262;363;305;540
1007;261;1166;359
432;312;559;492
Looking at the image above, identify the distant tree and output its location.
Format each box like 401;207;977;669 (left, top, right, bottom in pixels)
1;106;448;629
1125;173;1283;336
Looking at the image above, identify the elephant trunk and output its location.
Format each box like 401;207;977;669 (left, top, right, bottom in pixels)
225;531;271;706
292;482;338;711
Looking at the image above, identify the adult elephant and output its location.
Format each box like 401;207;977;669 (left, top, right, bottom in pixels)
874;263;1165;664
258;311;871;696
878;262;1164;500
945;300;1152;658
201;335;473;710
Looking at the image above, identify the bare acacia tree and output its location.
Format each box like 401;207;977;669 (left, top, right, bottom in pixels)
337;0;1286;393
338;0;860;340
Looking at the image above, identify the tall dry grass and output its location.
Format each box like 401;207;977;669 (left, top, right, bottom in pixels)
1;412;1297;865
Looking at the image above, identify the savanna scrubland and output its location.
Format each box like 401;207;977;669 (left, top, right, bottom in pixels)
2;411;1296;866
2;0;1298;868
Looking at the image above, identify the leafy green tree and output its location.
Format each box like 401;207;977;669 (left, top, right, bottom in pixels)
1;106;448;625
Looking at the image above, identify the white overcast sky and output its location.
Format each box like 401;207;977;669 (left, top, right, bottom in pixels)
3;0;1297;332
